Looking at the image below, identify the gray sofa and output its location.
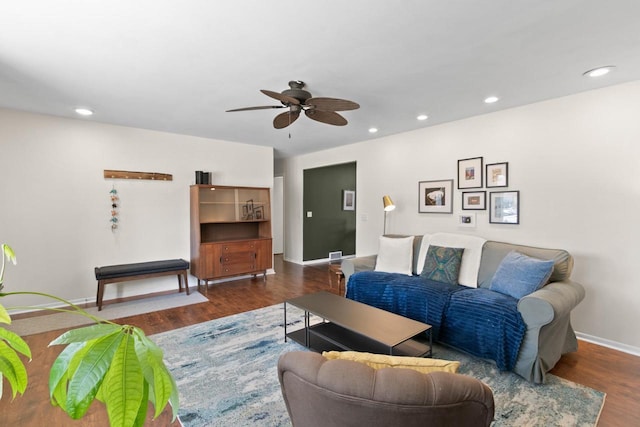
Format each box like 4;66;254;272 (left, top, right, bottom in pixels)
341;234;585;383
278;351;495;427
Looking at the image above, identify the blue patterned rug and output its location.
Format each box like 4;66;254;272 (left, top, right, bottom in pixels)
151;304;605;427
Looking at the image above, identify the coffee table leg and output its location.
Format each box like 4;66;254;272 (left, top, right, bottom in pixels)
304;310;310;347
284;302;288;342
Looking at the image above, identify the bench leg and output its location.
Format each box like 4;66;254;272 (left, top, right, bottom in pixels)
177;270;190;295
96;280;105;311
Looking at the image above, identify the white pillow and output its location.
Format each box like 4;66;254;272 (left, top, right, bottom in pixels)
426;233;486;287
374;236;414;276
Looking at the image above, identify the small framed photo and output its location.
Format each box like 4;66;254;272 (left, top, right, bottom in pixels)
462;191;486;210
486;162;509;188
458;157;483;189
418;179;453;213
490;191;520;224
343;190;355;211
459;213;476;228
254;205;264;220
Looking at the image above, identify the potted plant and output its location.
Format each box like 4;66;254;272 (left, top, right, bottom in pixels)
0;243;179;427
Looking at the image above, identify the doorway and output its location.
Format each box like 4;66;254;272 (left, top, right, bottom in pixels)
302;162;356;261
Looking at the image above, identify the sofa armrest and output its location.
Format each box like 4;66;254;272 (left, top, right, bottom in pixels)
342;255;377;283
517;280;585;328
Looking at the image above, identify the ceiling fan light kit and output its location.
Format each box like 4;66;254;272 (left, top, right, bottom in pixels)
227;80;359;129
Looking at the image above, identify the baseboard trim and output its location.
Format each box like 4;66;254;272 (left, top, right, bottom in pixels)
577;332;640;356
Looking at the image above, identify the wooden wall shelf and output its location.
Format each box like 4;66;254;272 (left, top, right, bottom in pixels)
104;170;173;181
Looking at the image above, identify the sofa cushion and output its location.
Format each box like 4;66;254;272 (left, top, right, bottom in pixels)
420;245;464;285
478;241;573;288
322;351;460;373
374;236;414;276
490;251;555;299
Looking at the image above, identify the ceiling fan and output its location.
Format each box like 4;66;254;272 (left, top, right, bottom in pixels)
226;80;360;129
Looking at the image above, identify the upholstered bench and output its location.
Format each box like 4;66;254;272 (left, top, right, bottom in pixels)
95;259;190;310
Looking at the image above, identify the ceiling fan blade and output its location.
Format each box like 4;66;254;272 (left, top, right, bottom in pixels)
261;89;300;105
226;105;286;112
305;97;360;111
273;110;300;129
305;110;348;126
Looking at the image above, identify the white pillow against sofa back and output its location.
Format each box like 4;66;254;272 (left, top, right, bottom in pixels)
417;233;486;287
374;236;414;276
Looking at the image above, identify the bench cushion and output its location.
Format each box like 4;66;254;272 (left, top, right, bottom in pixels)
95;259;189;280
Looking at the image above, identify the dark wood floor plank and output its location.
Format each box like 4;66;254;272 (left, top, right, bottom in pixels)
1;255;637;426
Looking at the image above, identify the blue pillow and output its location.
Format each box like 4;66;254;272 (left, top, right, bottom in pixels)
420;245;464;285
490;251;555;299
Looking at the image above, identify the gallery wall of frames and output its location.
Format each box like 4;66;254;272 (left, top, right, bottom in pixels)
418;157;519;225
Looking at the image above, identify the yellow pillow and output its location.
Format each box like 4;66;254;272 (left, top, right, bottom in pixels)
322;351;460;374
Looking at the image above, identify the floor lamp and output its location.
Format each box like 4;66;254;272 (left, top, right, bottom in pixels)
383;195;396;235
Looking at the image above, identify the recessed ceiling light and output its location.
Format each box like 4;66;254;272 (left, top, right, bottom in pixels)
74;108;94;116
583;66;615;78
484;96;499;104
417;114;428;121
368;127;378;133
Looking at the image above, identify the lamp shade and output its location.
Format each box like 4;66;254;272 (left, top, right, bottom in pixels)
383;195;396;212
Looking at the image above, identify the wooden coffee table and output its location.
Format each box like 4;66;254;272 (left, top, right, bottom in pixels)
284;291;432;357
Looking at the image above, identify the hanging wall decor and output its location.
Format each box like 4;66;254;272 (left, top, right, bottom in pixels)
110;186;119;231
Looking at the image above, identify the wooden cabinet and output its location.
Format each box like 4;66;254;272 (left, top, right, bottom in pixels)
190;185;272;286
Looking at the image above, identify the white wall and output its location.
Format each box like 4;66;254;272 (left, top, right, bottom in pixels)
282;81;640;353
0;108;273;309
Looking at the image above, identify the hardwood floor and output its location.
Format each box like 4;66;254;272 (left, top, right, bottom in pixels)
1;255;638;426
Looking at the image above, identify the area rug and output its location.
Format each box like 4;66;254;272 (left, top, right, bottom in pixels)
6;291;209;336
151;303;605;427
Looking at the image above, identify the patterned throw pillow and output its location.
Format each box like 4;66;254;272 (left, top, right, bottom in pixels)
420;245;464;285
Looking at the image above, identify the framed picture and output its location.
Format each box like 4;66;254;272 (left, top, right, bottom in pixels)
462;191;486;210
486;162;509;188
254;205;264;220
457;157;483;189
418;179;453;213
490;191;519;224
458;213;476;228
343;190;355;211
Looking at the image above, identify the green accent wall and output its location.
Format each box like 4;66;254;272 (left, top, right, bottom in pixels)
303;162;356;261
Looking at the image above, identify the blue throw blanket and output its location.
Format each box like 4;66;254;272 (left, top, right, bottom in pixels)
439;288;526;371
346;271;463;338
347;271;526;371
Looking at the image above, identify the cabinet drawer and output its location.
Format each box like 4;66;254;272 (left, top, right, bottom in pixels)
220;252;255;265
221;262;256;276
221;241;257;254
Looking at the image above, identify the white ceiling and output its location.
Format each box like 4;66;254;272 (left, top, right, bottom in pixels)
2;1;640;159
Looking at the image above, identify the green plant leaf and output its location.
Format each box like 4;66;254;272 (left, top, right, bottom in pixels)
0;304;11;325
2;244;16;265
134;332;176;419
0;327;32;359
132;380;149;427
104;334;145;427
49;341;85;405
50;323;122;346
0;341;28;398
65;331;123;419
